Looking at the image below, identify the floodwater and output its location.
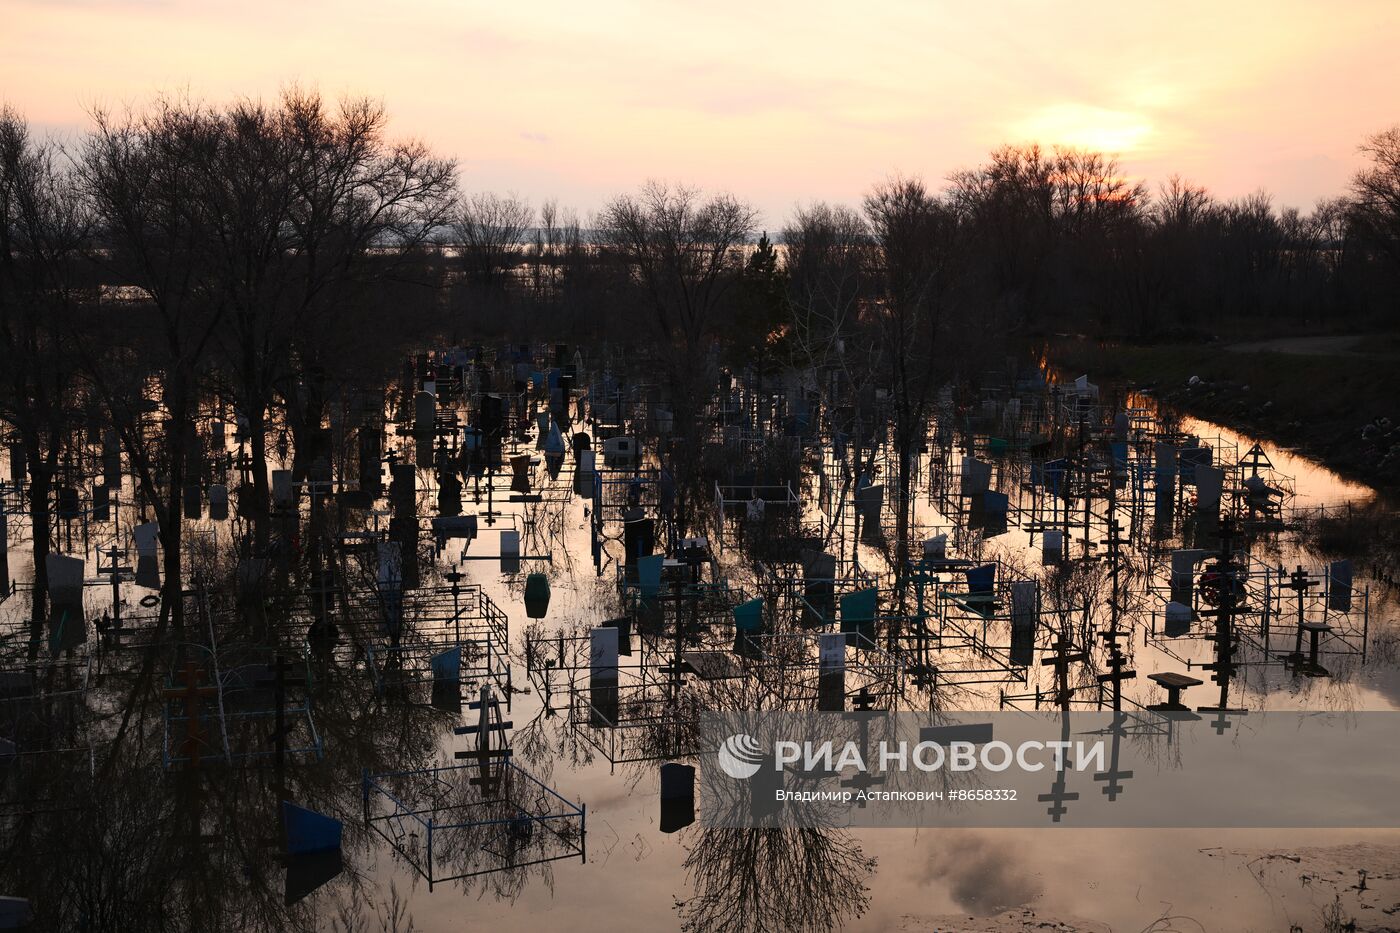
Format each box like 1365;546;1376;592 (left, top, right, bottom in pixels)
2;369;1397;933
364;400;1399;932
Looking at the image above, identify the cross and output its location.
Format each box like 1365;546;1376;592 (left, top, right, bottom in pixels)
1037;777;1080;823
1092;714;1134;802
454;686;513;795
96;545;133;629
1041;635;1089;710
1095;630;1136;712
257;655;309;782
163;661;219;768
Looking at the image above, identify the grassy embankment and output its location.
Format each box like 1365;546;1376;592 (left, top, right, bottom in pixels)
1048;336;1400;496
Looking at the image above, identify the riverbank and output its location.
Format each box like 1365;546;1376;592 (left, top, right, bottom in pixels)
1047;336;1400;495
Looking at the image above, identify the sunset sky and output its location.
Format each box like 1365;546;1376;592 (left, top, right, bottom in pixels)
3;0;1398;226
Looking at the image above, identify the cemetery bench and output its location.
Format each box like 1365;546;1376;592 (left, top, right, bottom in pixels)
1147;672;1202;711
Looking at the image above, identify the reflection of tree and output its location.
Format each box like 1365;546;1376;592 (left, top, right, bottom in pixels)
676;827;875;933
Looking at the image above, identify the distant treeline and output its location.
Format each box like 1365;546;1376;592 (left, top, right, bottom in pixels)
4;88;1400;624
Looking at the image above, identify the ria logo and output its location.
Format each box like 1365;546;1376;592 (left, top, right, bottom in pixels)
717;733;766;779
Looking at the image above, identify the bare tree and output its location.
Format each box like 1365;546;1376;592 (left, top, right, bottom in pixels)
598;181;758;535
454;191;533;292
1350;125;1400;280
0;106;91;650
864;176;966;596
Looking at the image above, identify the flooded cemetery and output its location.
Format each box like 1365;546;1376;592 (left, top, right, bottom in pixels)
5;43;1400;927
3;337;1400;931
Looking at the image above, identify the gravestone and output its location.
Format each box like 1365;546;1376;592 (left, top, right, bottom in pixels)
133;521;160;590
574;449;596;497
92;484;111;522
818;632;845;711
46;553;87;653
500;529;520;573
208;484;229;521
1328;559;1353;612
1170;550;1208;605
1009;580;1037;666
839;587;878;649
659;762;696;833
1194;464;1224;515
801;550;836;628
733;597;764;659
183;484;202;520
960;456;992;496
589;626;620;727
272;470;294;511
923;535;947;563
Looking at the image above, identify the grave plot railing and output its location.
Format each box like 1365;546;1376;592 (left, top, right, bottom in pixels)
566;681;702;767
364;760;586;890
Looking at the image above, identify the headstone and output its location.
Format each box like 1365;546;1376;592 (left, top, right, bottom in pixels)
856;480;883;523
208;484;229;521
589;626;620;726
524;572;551;618
574;449;596;497
1164;600;1193;637
92;484;111;523
1010;580;1037;666
134;521;160;590
272;470;294;510
430;646;461;685
183;484;202;520
1170;550;1208;605
414;390;436;433
659;762;696;833
960;456;992;496
965;564;996;601
46;553;86;653
923;535;947;562
1195;464;1223;515
7;444;25;485
602;436;635;468
733;597;763;658
1328;559;1354;612
509;454;532;494
623;516;654;564
818;632;845;711
839;587;878;649
500;529;520;574
636;554;664;600
377;542;403;633
56;486;80;520
102;430;122;485
281;801;343;856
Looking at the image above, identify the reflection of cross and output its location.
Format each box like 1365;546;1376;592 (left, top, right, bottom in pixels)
1038;715;1080;821
1037;774;1079;822
1092;713;1134;801
1095;630;1136;712
840;691;885;804
1285;565;1318;662
1042;635;1088;710
454;686;513;795
96;545;133;627
256;655;307;781
1200;708;1242;735
163;661;218;768
849;686;878;711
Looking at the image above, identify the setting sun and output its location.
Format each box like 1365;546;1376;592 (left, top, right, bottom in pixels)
1010;103;1154;154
